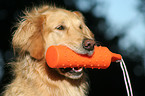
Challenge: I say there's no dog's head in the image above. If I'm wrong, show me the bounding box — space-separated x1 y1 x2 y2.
12 6 95 79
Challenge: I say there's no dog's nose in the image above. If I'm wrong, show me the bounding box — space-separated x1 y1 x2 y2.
82 39 95 51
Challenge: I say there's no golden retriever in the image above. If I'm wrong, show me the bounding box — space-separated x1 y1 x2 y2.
3 5 96 96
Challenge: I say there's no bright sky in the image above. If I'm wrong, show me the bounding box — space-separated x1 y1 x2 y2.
105 0 145 55
106 0 138 26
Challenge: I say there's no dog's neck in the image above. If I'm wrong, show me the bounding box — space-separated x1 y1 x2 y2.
5 55 89 96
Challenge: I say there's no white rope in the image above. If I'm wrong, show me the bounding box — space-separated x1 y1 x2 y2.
117 58 133 96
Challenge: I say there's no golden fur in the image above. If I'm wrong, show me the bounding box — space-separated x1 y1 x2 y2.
3 5 95 96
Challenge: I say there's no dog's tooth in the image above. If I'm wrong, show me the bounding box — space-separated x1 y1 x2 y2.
73 67 83 72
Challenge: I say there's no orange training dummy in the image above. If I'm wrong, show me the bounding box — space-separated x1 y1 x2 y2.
46 45 134 96
45 45 122 69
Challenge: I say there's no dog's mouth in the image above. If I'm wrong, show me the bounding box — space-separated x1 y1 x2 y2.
57 67 84 79
55 46 88 79
55 41 95 79
56 46 94 79
55 49 93 79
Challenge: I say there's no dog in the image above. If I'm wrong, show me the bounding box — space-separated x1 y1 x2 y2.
3 5 96 96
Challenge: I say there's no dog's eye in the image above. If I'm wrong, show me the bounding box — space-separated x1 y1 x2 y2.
79 25 82 30
56 25 65 30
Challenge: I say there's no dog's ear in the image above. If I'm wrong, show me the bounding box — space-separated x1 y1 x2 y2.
73 11 84 20
12 14 45 60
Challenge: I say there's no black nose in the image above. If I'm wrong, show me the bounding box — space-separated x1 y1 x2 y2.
82 39 96 51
